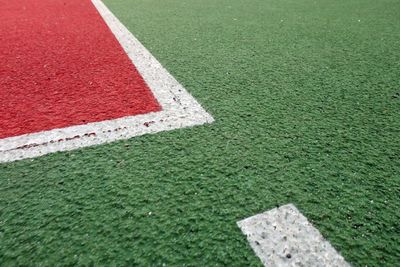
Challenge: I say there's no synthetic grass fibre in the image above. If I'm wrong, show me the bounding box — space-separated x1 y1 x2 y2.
1 0 399 266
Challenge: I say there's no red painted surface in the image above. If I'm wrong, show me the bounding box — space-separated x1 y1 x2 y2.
0 0 161 139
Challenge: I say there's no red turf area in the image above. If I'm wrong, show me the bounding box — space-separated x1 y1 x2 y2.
0 0 161 139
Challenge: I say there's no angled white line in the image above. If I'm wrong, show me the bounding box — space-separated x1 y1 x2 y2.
0 0 213 163
237 204 351 267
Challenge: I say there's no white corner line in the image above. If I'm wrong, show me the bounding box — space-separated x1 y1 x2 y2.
0 0 213 163
237 204 351 267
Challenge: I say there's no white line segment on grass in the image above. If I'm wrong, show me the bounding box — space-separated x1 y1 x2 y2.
0 0 213 163
237 204 351 267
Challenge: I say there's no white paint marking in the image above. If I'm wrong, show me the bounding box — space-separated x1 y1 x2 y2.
237 204 351 267
0 0 213 163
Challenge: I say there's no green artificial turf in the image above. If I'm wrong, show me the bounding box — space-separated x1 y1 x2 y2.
1 0 400 265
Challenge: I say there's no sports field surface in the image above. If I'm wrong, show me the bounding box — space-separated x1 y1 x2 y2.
1 0 399 266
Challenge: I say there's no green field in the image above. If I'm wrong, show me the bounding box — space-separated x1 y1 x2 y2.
1 0 399 265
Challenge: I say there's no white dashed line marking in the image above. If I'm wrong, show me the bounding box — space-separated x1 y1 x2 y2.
237 204 350 267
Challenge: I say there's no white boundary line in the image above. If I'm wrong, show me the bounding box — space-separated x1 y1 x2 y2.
237 204 351 267
0 0 213 163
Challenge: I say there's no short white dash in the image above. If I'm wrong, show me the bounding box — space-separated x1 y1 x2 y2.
237 204 350 267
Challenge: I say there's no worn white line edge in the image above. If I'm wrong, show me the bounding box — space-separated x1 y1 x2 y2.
0 0 214 163
237 204 351 267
